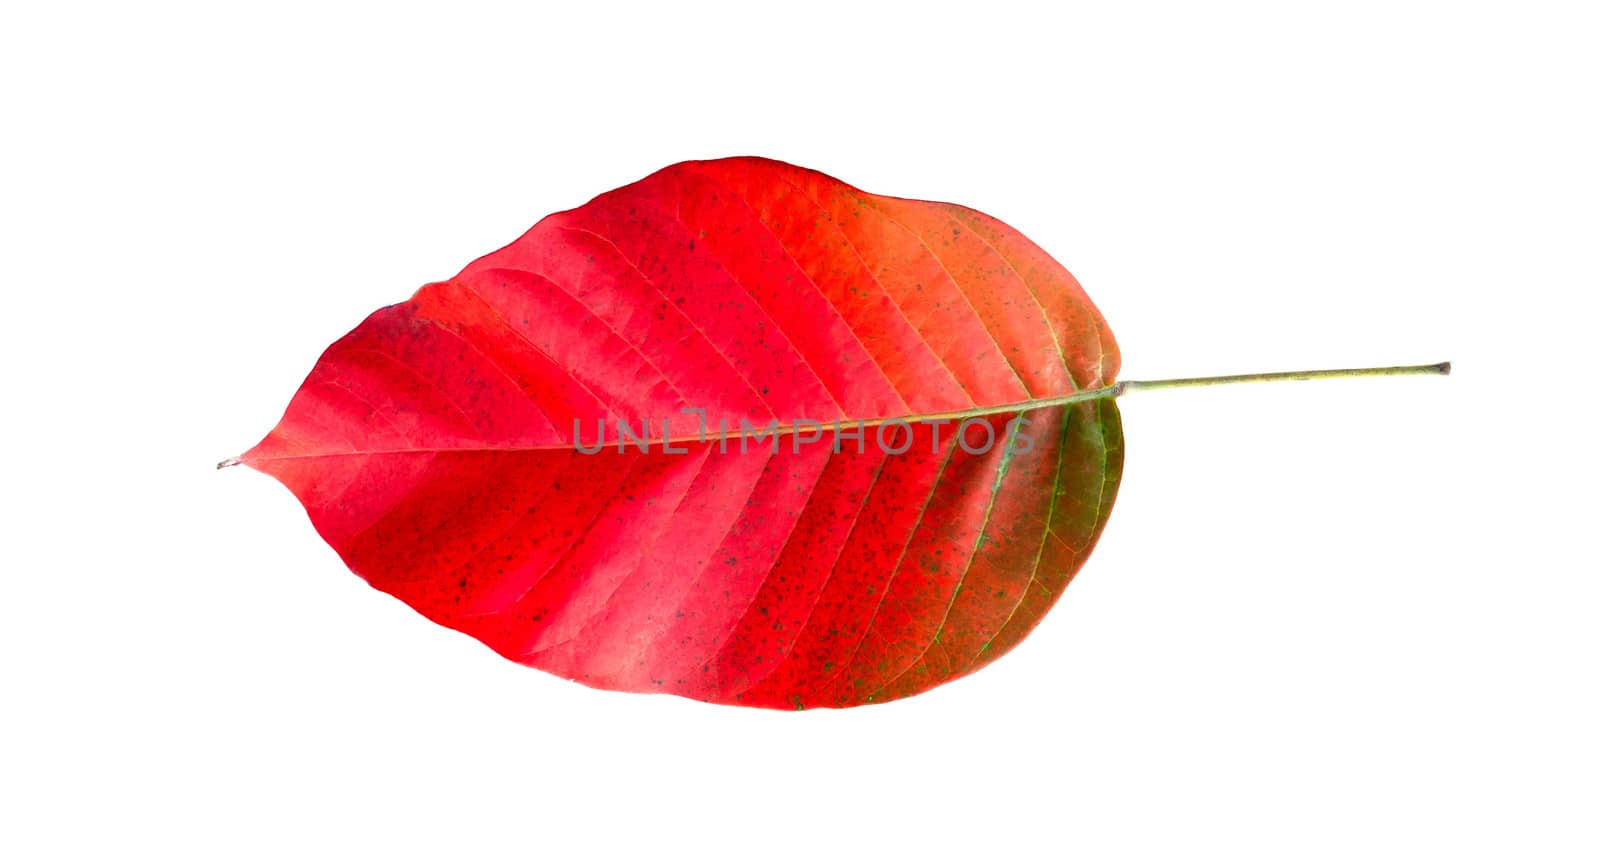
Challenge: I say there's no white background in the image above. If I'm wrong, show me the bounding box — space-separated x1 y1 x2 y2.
4 2 1596 860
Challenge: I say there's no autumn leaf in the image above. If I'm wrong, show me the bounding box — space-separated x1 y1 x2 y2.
226 156 1444 709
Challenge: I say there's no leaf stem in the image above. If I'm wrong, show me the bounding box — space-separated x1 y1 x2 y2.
1113 360 1450 397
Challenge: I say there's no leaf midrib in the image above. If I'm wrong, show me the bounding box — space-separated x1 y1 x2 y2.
239 387 1120 462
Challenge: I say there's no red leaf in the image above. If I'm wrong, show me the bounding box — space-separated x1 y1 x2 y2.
237 157 1123 708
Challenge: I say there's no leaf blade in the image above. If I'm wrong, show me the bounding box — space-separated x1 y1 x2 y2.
241 157 1123 708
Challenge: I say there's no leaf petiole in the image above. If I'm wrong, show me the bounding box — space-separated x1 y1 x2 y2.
1110 360 1451 397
